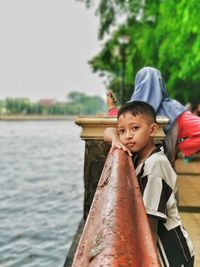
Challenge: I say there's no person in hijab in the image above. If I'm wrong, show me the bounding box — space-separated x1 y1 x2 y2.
104 67 200 165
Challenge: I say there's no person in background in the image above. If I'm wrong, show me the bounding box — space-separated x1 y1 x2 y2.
185 102 193 112
193 103 200 117
104 101 194 267
130 67 200 165
106 90 119 116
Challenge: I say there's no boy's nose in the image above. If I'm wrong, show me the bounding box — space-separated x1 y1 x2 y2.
125 131 132 139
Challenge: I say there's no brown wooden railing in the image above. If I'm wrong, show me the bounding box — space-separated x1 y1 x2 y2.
72 149 160 267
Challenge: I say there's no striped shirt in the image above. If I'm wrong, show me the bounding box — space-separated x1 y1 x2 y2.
134 146 194 267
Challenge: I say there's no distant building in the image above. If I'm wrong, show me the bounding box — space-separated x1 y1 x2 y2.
38 99 57 106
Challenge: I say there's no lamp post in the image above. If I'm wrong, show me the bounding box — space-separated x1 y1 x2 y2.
118 35 130 104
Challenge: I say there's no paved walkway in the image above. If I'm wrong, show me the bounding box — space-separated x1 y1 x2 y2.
175 159 200 266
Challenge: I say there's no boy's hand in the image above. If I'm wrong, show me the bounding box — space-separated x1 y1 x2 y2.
110 137 132 157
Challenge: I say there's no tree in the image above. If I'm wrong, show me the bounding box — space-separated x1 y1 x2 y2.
5 97 31 114
77 0 200 105
66 91 106 115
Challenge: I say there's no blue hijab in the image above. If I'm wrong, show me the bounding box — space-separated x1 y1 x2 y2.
130 67 186 132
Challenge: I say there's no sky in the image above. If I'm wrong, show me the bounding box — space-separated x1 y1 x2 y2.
0 0 106 102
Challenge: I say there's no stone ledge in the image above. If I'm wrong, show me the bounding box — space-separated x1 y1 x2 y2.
75 116 169 140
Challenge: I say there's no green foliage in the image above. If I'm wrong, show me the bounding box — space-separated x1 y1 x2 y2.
67 91 106 114
5 98 31 114
79 0 200 105
2 92 106 116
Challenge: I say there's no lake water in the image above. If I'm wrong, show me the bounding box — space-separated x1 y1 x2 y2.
0 120 85 267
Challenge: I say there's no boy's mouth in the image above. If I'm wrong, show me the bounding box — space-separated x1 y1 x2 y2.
126 142 135 149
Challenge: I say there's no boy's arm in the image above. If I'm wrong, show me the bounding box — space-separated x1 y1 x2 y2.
103 127 132 156
103 127 118 143
148 216 158 246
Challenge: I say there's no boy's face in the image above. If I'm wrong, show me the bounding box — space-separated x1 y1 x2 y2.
117 111 157 153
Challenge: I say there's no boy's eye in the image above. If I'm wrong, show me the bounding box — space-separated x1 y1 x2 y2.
118 129 124 134
132 126 139 131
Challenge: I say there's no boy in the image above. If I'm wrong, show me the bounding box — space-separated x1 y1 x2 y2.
104 101 194 267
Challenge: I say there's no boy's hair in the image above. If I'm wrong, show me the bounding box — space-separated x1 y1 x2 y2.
117 101 156 123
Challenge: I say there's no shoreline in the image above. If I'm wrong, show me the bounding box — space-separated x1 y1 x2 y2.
0 114 76 121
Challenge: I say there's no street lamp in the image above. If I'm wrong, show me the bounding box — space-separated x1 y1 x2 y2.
118 35 130 104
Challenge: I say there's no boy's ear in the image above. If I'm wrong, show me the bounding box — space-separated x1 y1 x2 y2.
150 123 158 136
